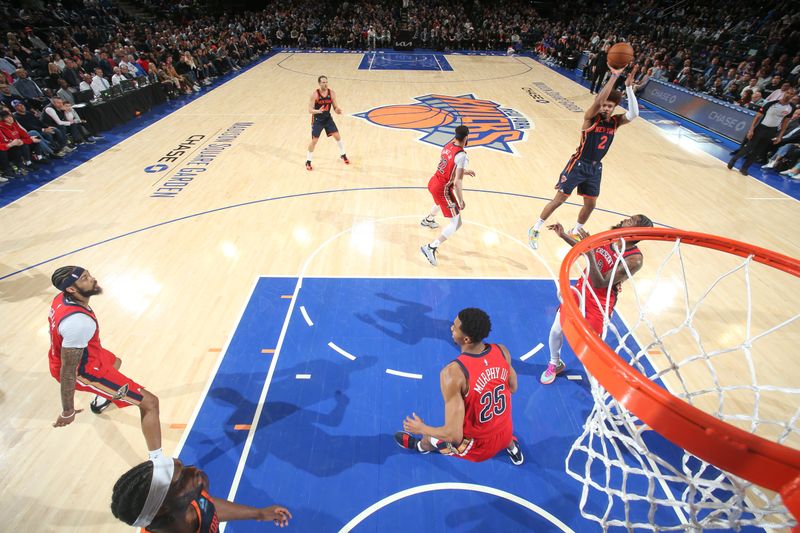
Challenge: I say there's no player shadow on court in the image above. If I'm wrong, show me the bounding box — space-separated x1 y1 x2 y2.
196 357 400 476
0 265 63 304
355 292 454 346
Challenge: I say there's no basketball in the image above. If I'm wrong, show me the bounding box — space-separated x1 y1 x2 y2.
607 42 634 69
367 105 455 129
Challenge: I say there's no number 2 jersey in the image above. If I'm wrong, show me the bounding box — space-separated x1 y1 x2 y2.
453 344 513 439
571 113 620 163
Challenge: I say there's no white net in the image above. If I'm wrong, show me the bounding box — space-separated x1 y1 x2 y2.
563 233 800 531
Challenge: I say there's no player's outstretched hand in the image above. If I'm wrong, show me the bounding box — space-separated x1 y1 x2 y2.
625 65 639 86
403 412 426 434
464 170 476 177
608 65 624 77
547 222 567 238
53 409 82 427
257 506 292 527
335 107 342 115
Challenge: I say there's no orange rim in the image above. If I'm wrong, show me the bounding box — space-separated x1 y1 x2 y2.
559 227 800 514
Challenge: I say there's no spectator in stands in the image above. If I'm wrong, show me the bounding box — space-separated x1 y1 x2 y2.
90 68 110 97
762 75 784 97
762 108 800 171
78 73 93 95
766 82 794 103
111 67 126 86
56 79 75 105
0 82 21 108
0 109 37 170
12 68 47 107
43 97 90 146
748 90 766 110
12 99 69 156
61 58 82 89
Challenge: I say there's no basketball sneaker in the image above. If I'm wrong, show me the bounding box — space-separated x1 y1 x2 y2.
341 154 350 165
567 229 585 242
90 395 112 414
506 437 524 465
540 360 566 385
420 216 439 229
528 227 539 250
305 160 312 171
394 431 430 454
420 244 438 266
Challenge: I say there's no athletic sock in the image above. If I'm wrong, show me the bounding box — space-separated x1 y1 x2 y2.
148 448 163 460
306 151 313 161
533 218 545 231
337 140 346 155
430 239 441 248
573 222 584 233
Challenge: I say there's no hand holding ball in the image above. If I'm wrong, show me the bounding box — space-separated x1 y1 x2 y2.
607 42 634 70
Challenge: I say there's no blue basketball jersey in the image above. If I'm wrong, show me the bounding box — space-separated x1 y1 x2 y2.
572 114 620 162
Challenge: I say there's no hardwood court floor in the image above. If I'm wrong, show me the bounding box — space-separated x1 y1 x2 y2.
0 52 798 531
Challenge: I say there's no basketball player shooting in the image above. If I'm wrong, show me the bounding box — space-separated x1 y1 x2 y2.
306 75 348 170
528 65 640 250
540 214 652 384
394 308 524 465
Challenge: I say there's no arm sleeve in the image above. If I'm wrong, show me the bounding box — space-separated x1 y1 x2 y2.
625 85 639 121
58 313 97 348
454 151 468 169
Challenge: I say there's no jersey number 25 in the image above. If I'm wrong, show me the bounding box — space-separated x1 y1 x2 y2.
479 384 507 423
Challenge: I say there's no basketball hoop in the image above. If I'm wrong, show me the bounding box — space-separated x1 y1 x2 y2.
558 227 800 530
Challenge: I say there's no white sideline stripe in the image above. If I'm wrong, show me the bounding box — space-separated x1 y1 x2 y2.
566 375 582 381
224 275 302 513
328 341 357 361
520 343 544 361
299 305 313 326
295 374 311 380
339 482 574 533
746 197 793 200
432 54 444 72
385 369 423 379
173 277 260 457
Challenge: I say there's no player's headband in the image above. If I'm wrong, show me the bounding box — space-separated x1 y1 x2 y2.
132 455 175 528
56 267 85 291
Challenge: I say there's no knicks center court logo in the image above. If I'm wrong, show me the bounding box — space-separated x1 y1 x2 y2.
355 94 531 154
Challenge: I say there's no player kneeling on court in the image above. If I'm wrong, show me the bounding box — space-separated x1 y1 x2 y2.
394 308 523 465
541 214 652 385
111 456 292 531
49 266 163 459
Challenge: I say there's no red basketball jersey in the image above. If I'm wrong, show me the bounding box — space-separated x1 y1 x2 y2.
48 293 114 379
454 344 513 439
431 140 465 187
575 243 641 312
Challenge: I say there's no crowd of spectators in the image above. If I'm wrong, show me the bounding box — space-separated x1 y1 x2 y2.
0 0 272 182
1 0 799 182
532 0 799 176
